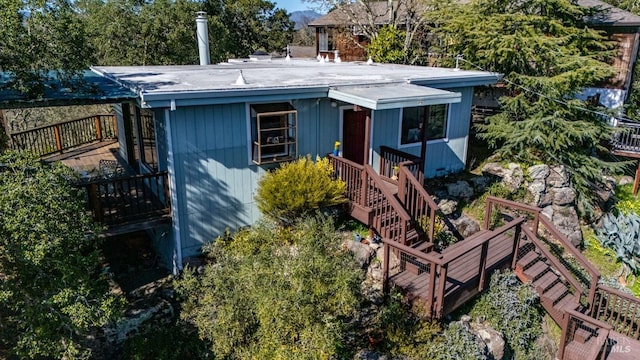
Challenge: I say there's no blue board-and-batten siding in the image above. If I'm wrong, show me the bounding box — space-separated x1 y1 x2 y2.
165 99 339 258
370 87 473 178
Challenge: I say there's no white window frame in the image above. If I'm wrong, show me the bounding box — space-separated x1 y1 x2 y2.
397 104 450 149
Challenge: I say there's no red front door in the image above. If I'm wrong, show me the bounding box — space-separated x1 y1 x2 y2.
342 108 368 165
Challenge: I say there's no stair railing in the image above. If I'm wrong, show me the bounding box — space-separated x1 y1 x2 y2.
379 145 423 182
591 284 640 340
485 196 601 308
397 162 439 243
559 309 611 360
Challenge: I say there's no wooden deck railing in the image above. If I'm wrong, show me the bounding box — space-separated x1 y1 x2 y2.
329 155 415 246
383 218 525 318
379 146 424 182
612 120 640 154
590 285 640 340
559 309 611 360
10 114 117 158
77 171 170 225
485 196 601 307
398 163 438 242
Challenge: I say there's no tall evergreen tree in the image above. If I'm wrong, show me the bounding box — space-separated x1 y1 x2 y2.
435 0 625 214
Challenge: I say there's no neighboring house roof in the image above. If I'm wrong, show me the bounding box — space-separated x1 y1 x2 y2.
309 2 410 27
578 0 640 27
92 59 501 109
0 70 137 109
310 0 640 28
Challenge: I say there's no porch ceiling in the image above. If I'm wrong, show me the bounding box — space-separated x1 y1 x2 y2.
328 83 461 110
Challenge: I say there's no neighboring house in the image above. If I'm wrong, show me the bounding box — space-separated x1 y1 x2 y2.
311 0 640 109
90 59 499 272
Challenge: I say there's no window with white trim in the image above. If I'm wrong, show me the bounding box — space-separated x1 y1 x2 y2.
400 104 449 145
250 103 297 164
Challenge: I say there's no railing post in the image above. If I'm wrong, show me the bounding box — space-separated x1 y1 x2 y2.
533 210 540 235
478 241 489 291
484 199 492 230
54 125 63 153
428 208 435 243
95 115 103 142
557 312 572 360
435 264 448 319
111 115 118 138
361 169 368 208
427 262 437 317
88 183 103 223
511 224 522 270
397 167 406 202
382 242 390 294
588 277 599 312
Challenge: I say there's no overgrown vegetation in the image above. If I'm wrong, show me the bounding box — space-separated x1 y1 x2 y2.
0 151 124 358
596 211 640 278
122 320 212 360
174 215 364 359
255 156 346 224
469 271 544 360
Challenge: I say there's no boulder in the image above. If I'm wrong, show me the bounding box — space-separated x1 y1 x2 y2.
353 349 388 360
619 175 634 186
551 187 576 206
438 198 458 216
447 180 474 199
527 180 546 207
470 176 493 192
376 246 399 271
551 205 582 247
503 163 524 191
452 214 481 238
541 205 553 221
470 322 506 360
345 240 375 269
482 162 508 178
528 164 550 181
547 165 569 188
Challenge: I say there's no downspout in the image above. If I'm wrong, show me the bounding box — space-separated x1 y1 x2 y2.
164 108 183 274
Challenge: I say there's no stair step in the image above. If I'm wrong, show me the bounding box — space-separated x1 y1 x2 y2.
517 251 540 270
553 291 577 310
563 339 596 360
523 261 548 281
532 271 559 292
574 327 593 344
543 281 569 302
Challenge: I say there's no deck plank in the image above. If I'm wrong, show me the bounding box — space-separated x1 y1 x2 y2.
606 331 640 360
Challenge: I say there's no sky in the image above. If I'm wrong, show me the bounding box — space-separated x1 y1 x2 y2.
275 0 317 13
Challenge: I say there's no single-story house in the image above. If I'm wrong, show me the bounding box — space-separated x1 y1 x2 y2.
91 59 500 272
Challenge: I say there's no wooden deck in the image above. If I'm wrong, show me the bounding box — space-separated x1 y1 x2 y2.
46 140 126 175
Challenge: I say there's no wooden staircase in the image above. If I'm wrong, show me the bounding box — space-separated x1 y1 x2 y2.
330 150 640 359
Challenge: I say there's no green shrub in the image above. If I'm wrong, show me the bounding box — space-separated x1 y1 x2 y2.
122 320 212 360
615 184 640 215
255 156 346 224
174 215 363 359
470 270 543 360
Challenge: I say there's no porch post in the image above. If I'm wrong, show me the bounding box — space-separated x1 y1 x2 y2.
364 110 371 165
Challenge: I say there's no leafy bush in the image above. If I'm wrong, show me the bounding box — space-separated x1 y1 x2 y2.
174 215 363 359
470 270 543 360
122 320 212 360
615 184 640 215
367 25 407 64
596 212 640 277
0 151 124 358
255 156 346 224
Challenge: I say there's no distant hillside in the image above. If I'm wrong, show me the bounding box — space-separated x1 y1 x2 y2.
290 10 322 30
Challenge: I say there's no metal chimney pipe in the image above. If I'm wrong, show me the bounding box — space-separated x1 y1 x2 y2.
196 11 210 66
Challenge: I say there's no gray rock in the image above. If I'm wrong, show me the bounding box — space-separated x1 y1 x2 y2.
619 175 634 186
353 349 388 360
551 205 582 247
345 240 375 269
541 205 554 221
482 162 507 178
503 163 524 191
527 180 546 206
470 322 505 360
470 176 492 192
376 246 399 271
438 198 458 216
452 214 481 238
528 164 550 181
539 192 554 208
447 180 474 199
547 165 569 188
551 187 576 206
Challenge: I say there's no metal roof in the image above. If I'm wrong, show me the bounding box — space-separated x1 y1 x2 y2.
92 59 501 109
328 83 460 110
0 70 137 109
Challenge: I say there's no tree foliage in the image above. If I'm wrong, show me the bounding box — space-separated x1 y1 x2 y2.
434 0 625 214
367 25 409 64
0 0 93 97
255 156 346 224
175 216 363 359
0 151 123 358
